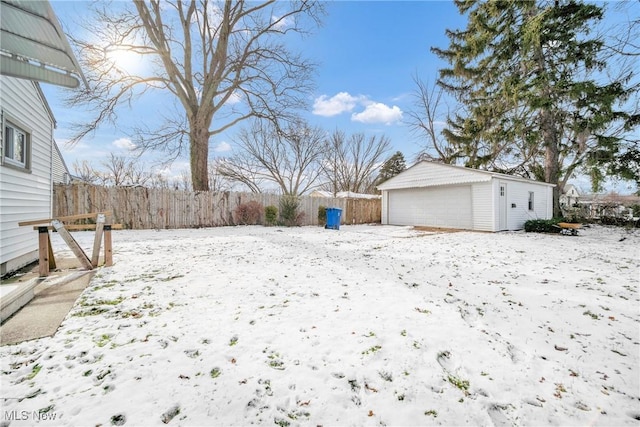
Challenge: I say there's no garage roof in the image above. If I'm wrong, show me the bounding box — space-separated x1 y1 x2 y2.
0 0 86 88
377 161 555 191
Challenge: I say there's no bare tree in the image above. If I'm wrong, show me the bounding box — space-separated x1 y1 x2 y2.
405 76 458 164
213 155 264 193
148 172 171 189
101 153 129 186
219 119 327 195
321 130 390 194
208 160 232 193
72 160 99 184
66 0 324 191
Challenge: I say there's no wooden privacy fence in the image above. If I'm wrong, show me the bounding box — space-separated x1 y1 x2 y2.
53 184 381 230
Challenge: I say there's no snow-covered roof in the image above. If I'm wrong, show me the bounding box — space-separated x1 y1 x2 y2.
309 190 381 199
377 161 555 191
336 191 381 199
309 190 334 198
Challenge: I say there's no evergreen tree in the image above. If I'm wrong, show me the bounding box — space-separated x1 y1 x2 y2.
433 0 637 215
376 151 407 185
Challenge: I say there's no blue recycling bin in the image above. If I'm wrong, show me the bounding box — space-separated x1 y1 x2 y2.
325 207 342 230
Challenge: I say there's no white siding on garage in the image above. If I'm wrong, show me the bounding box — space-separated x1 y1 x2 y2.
379 161 555 232
492 179 554 231
471 182 494 231
378 161 491 190
0 77 55 274
387 185 473 229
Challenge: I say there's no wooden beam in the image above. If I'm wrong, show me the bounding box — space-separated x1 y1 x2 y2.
38 227 50 277
47 233 56 270
19 211 112 227
91 214 105 267
32 224 123 231
52 220 93 270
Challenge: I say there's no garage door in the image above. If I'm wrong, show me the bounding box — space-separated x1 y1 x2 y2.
388 185 473 229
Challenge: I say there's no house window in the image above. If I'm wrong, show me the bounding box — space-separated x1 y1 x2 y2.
3 119 31 171
528 191 534 211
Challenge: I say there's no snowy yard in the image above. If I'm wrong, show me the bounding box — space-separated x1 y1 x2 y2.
1 224 638 426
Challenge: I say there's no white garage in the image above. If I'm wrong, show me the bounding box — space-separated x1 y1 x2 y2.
378 161 555 232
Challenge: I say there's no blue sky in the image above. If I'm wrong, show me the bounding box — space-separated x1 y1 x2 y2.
41 1 637 193
41 1 464 179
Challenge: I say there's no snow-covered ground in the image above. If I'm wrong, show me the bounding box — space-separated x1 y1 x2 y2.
1 224 638 426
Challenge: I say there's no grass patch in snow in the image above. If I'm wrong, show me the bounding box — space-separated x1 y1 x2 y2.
72 307 110 317
362 345 382 355
583 310 601 320
210 367 221 378
94 334 112 348
26 364 42 380
448 375 470 394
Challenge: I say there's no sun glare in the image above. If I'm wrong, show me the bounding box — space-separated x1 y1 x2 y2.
106 47 146 76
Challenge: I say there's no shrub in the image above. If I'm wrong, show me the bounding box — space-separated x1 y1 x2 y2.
265 205 278 226
600 216 640 228
279 195 305 226
318 205 327 226
524 218 562 233
233 201 264 225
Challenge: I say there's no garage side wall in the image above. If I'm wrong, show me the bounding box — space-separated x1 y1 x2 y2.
499 180 553 230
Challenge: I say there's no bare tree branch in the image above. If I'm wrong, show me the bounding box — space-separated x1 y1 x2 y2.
219 118 327 195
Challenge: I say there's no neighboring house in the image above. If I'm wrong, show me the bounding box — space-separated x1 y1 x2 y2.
309 190 334 198
309 190 381 199
377 161 554 231
560 184 580 210
577 193 640 219
1 0 85 275
335 191 381 200
52 138 71 184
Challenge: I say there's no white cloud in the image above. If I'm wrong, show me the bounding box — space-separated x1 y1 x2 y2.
351 103 403 125
272 15 292 30
312 92 361 117
214 141 232 153
113 137 136 151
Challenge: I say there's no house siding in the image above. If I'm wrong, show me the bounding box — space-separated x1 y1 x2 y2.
0 77 55 274
52 141 69 183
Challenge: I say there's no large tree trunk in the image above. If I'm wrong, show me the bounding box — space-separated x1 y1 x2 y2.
190 116 211 191
541 108 561 217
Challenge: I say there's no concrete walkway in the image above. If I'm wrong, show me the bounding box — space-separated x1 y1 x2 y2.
1 264 94 346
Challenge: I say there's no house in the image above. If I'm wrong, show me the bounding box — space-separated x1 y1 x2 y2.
377 161 555 231
560 184 580 210
309 190 334 198
1 0 85 275
577 193 640 219
309 190 381 199
1 77 58 274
